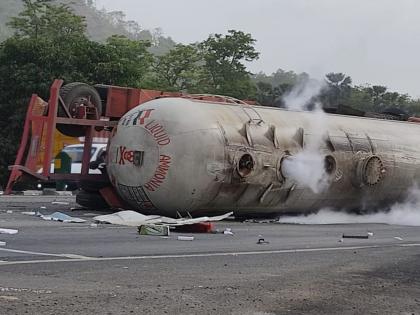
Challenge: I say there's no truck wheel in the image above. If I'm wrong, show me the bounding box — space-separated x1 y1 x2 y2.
76 190 109 210
57 82 102 137
78 180 110 193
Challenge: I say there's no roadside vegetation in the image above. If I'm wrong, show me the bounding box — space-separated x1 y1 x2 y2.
1 0 419 186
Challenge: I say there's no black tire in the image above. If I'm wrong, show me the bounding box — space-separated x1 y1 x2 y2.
57 82 102 137
78 180 110 193
76 190 109 210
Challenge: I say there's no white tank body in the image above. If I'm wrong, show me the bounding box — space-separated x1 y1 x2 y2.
107 97 420 217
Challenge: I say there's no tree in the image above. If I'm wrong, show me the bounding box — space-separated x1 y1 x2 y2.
199 30 260 99
322 72 352 107
7 0 86 41
149 44 201 91
94 35 153 87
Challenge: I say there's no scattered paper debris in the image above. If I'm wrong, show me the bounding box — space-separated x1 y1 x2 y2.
22 211 39 216
23 190 42 196
40 212 86 223
394 236 403 241
51 201 70 205
0 228 18 235
93 210 233 227
138 225 170 236
223 228 234 236
177 236 194 241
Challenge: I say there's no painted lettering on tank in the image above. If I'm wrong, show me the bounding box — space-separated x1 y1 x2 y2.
145 120 171 146
144 155 172 192
120 109 154 126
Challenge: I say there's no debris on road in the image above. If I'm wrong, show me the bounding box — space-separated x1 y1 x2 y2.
0 241 5 246
93 210 233 227
177 236 194 241
138 225 170 236
21 211 38 216
342 234 369 239
23 190 42 196
223 228 234 236
0 228 18 235
6 210 13 214
257 235 269 244
51 201 70 205
394 236 403 241
367 232 374 237
174 222 214 233
40 212 86 223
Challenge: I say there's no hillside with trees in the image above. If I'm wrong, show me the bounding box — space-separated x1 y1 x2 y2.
0 0 175 54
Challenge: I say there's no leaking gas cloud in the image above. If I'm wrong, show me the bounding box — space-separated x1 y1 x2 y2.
280 78 331 194
282 77 326 111
278 187 420 226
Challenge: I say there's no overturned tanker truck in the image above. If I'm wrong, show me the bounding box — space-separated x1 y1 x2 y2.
6 80 420 218
109 97 420 217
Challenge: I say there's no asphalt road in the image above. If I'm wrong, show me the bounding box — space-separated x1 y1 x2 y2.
0 195 419 315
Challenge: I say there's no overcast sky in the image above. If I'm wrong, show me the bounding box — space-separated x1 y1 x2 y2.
96 0 420 97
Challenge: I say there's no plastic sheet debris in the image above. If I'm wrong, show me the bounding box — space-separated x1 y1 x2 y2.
223 228 234 236
40 212 86 223
394 236 403 241
177 236 194 241
342 234 369 239
93 210 233 227
0 228 18 235
138 225 170 236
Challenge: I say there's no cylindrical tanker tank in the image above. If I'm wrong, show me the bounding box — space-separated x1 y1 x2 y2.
107 97 420 217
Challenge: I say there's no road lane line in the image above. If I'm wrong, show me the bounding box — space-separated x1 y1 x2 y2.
0 243 419 266
0 248 93 259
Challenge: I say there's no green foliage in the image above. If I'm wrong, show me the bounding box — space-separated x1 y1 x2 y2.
252 69 309 106
320 72 352 107
149 44 201 91
8 0 86 40
198 30 260 99
95 35 153 87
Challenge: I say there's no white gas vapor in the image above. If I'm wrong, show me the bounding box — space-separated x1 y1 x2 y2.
282 78 326 111
281 79 331 194
278 187 420 226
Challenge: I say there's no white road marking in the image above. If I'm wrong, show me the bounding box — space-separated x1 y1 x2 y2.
0 248 93 259
0 243 419 266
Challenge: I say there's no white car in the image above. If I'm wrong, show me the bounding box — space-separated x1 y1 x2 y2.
50 143 107 174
